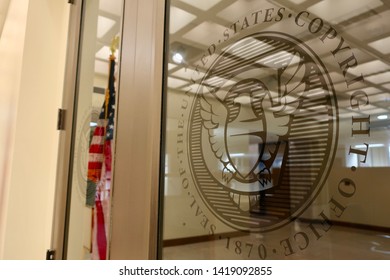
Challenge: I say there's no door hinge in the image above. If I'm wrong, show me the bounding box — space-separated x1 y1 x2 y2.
46 249 55 260
57 109 66 130
68 0 75 4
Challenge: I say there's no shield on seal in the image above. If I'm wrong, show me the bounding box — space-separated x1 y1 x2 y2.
225 90 266 182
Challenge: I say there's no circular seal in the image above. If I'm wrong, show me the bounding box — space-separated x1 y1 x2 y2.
73 108 101 201
188 32 338 232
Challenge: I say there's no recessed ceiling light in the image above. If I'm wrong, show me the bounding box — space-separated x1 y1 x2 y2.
172 52 184 64
377 115 388 120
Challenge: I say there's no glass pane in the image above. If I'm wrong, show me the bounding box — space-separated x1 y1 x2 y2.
161 0 390 259
65 0 123 260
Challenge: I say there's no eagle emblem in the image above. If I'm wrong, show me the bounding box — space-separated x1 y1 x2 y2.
199 52 306 191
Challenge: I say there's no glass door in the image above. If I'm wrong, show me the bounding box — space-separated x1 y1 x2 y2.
160 0 390 260
64 0 124 260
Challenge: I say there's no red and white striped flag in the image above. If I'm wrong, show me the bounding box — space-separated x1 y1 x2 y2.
86 54 116 260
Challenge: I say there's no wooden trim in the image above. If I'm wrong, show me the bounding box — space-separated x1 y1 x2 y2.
163 231 249 247
297 218 390 233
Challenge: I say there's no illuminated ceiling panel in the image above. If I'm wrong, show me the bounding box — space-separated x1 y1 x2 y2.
179 0 222 11
329 72 346 84
349 60 390 76
99 0 122 16
307 0 383 24
365 72 390 84
182 21 226 46
346 87 382 96
382 83 390 90
95 60 109 75
367 93 390 103
170 6 196 34
217 0 270 21
345 10 390 42
97 16 116 39
172 67 206 81
168 63 178 71
168 77 188 88
96 46 118 60
368 36 390 54
362 107 390 115
287 0 306 4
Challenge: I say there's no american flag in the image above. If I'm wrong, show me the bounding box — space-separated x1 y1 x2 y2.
86 54 116 260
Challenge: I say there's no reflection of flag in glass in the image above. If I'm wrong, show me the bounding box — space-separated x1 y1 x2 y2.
86 54 116 260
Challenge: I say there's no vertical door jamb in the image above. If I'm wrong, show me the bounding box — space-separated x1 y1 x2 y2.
50 0 83 260
109 0 165 259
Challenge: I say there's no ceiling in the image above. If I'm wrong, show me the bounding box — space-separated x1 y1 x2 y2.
94 0 122 79
165 0 390 124
3 0 389 123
